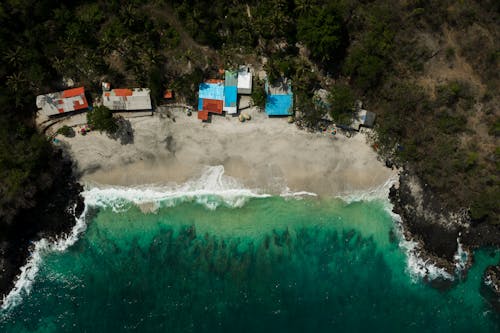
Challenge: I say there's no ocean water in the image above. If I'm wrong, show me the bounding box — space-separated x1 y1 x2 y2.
0 168 499 332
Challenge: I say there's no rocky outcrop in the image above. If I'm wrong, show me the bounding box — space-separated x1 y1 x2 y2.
481 265 500 312
391 168 500 289
390 170 467 278
0 148 83 302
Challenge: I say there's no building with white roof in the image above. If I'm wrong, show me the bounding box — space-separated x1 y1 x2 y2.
102 88 152 111
36 87 89 118
237 66 252 94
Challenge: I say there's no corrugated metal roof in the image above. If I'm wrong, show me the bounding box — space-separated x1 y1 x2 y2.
265 78 293 116
36 87 88 117
224 70 238 87
237 66 252 93
102 88 152 111
198 82 224 100
223 86 237 114
265 94 293 116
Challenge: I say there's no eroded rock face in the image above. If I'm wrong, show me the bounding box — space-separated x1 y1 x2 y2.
390 171 465 278
481 265 500 312
0 149 83 301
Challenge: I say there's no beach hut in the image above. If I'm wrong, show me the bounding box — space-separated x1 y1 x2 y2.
264 78 293 116
102 88 152 111
223 70 238 114
197 80 225 121
36 87 89 118
164 89 174 100
350 109 376 131
237 66 252 94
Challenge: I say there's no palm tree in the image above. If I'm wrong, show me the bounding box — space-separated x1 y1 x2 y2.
3 46 23 69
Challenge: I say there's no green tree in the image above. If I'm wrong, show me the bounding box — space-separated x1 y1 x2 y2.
297 6 347 66
87 105 118 134
251 79 267 110
328 84 355 124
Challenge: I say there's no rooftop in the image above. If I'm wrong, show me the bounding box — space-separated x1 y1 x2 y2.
36 86 89 117
102 88 152 111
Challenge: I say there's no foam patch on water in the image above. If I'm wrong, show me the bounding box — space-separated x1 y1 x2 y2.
398 237 455 282
1 204 88 312
337 175 398 204
383 201 457 282
82 166 272 211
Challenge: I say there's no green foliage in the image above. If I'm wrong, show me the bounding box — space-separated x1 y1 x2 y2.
436 81 472 107
251 79 266 110
328 84 355 124
343 6 396 90
470 188 500 223
489 118 500 137
297 6 347 66
437 112 467 134
87 106 118 134
56 125 75 138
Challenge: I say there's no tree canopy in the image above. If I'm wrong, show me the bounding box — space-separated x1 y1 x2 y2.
297 6 348 67
87 106 118 134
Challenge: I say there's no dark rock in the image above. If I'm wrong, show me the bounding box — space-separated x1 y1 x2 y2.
0 148 83 302
390 171 461 264
481 265 500 312
385 159 394 169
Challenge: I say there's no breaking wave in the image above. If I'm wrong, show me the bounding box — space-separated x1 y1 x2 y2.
336 175 398 204
1 204 88 312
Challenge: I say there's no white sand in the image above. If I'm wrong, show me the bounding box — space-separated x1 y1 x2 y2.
57 108 396 197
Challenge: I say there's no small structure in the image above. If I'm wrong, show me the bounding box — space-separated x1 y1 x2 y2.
237 66 252 94
197 80 225 121
36 87 89 118
102 88 152 111
163 89 174 99
265 78 293 116
223 70 238 114
351 109 376 130
313 89 331 110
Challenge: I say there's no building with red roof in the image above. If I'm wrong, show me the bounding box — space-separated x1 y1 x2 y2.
36 87 89 117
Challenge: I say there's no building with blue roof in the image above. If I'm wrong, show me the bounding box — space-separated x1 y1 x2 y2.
223 71 238 114
265 79 293 116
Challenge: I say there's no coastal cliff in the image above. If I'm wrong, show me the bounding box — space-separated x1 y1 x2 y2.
0 149 83 301
390 169 500 283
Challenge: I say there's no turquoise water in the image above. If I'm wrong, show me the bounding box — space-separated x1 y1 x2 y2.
1 196 498 332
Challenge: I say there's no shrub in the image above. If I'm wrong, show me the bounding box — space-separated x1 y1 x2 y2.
328 84 355 124
56 125 75 137
87 105 118 134
251 79 266 110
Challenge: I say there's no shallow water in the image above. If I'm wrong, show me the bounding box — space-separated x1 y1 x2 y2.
1 196 498 332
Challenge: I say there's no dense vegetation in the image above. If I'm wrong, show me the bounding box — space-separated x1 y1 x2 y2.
0 0 498 230
87 106 118 134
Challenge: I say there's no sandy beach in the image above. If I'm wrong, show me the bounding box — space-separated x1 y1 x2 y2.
55 107 396 197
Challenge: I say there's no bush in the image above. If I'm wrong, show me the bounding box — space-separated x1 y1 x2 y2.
251 79 266 110
87 105 118 134
328 84 355 124
56 125 75 137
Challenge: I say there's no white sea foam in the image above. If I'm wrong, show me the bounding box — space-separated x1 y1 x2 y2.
383 197 457 282
82 166 272 211
454 236 469 275
337 175 398 204
1 204 88 312
398 236 454 282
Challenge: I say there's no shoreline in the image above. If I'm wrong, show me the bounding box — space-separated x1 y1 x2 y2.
55 107 397 198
